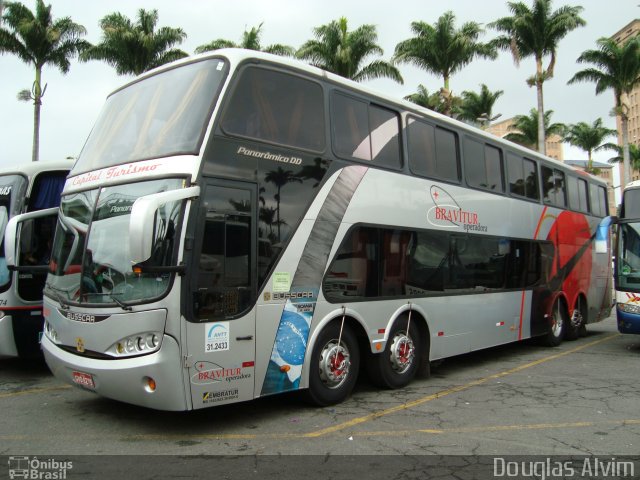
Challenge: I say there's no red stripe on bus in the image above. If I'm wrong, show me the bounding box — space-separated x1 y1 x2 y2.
0 306 42 311
533 206 548 240
518 290 526 341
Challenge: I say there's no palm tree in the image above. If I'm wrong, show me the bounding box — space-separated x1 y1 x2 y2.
393 11 496 116
458 84 504 128
504 108 565 150
81 9 188 76
264 167 302 241
564 119 617 173
490 0 585 155
605 143 640 172
297 17 402 84
568 36 640 187
0 0 89 162
195 22 294 56
404 84 460 116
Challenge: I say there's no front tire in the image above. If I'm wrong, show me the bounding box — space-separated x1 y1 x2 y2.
305 322 359 406
367 317 421 389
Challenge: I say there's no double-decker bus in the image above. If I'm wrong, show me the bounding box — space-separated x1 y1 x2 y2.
17 50 612 410
614 180 640 334
0 161 72 358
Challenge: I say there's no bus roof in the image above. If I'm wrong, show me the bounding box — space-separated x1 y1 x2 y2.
0 160 74 180
109 48 605 187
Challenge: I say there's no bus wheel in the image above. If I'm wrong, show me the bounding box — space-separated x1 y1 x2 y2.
566 299 586 341
305 322 359 406
543 299 567 347
367 318 421 389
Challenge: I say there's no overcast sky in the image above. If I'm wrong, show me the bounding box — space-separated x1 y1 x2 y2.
0 0 638 178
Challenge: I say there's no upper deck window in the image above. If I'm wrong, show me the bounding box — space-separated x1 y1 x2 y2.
407 118 459 182
464 138 504 192
507 154 539 201
221 66 325 152
332 93 401 169
73 59 227 175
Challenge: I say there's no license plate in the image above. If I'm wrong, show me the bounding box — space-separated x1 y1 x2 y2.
72 371 95 389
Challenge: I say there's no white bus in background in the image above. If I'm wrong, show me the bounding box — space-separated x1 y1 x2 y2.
614 180 640 334
7 50 613 410
0 161 72 358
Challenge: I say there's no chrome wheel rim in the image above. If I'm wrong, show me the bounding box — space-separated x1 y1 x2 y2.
389 331 415 374
318 340 350 389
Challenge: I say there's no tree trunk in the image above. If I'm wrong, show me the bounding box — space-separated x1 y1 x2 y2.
622 114 631 187
32 66 43 162
535 57 546 155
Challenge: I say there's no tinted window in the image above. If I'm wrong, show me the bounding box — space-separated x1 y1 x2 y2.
542 166 566 207
567 176 580 211
332 94 401 168
222 67 325 152
623 188 640 218
407 118 436 177
369 105 401 169
332 93 369 160
577 178 590 213
323 226 544 301
434 127 460 182
464 138 503 192
589 183 608 217
508 154 539 200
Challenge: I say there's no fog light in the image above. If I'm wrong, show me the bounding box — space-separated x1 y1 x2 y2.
144 376 157 393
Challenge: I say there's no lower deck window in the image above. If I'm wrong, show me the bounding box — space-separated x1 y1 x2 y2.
323 226 548 301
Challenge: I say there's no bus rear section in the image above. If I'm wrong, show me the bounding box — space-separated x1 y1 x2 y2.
0 161 71 358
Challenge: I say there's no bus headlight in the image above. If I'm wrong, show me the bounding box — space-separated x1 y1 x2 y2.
617 302 640 314
43 321 59 343
108 332 162 357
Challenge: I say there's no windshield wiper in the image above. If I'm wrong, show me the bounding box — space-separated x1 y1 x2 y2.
45 283 71 310
83 292 133 311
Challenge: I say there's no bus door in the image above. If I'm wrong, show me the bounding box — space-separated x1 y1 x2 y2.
185 180 257 409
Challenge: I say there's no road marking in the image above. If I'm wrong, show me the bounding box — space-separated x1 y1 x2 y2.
303 333 620 437
0 384 71 399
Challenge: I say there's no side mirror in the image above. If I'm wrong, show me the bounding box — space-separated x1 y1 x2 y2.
129 186 200 265
4 207 59 267
595 216 617 254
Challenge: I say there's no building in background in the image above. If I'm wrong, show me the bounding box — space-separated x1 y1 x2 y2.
612 19 640 184
486 117 564 161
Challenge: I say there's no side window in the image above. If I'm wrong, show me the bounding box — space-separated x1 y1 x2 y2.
324 226 379 300
589 183 608 217
542 166 566 207
577 178 590 213
599 186 609 216
407 118 436 177
434 127 460 182
28 171 68 211
332 93 370 160
407 118 459 182
221 67 325 152
567 176 580 211
508 154 539 200
369 105 401 169
449 236 507 290
193 186 253 321
464 138 504 192
331 93 401 168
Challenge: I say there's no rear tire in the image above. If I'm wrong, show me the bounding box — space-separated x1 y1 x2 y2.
366 318 421 389
566 298 586 341
542 298 567 347
304 323 359 406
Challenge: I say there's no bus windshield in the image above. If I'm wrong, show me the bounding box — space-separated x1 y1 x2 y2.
45 178 185 306
73 58 227 174
0 174 28 289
